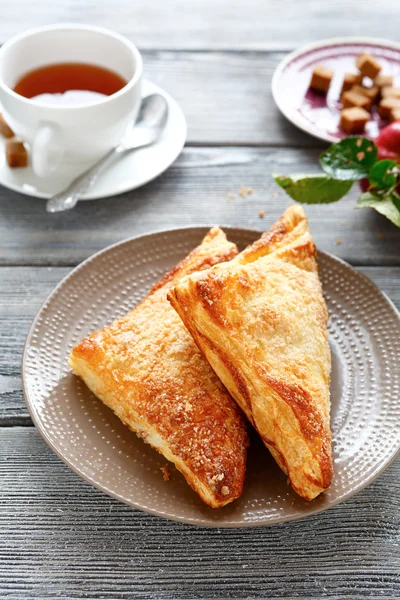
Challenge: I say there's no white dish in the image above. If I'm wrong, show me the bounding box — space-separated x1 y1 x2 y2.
0 79 186 200
272 37 400 143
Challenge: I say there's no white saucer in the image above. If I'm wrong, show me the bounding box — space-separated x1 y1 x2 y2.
0 79 187 200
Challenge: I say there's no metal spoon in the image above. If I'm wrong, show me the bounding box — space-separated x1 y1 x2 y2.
46 94 169 213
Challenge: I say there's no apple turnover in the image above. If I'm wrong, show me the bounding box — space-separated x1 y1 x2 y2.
69 228 248 508
168 206 333 500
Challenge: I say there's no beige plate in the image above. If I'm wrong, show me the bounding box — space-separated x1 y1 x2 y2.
22 227 400 527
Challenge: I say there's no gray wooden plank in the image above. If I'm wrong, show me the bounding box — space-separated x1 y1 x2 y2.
0 265 399 423
0 427 399 599
0 266 71 423
0 0 398 50
1 147 400 267
144 50 315 146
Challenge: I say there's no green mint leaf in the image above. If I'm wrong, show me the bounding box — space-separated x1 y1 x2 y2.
392 193 400 212
369 159 399 190
319 137 378 180
274 174 353 204
357 191 400 227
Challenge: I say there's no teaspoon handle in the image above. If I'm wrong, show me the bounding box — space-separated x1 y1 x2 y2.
46 147 121 213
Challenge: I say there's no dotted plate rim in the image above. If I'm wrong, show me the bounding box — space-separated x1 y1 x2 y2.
21 226 400 528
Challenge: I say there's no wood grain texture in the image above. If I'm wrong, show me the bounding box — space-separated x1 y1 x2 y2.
0 265 399 423
144 51 315 146
0 267 71 423
1 3 400 597
0 427 399 599
0 0 399 50
1 148 400 267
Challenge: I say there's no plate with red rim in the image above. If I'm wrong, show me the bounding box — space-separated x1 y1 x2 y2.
272 37 400 144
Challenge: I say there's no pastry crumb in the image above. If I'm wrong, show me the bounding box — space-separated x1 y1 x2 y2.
161 465 170 481
377 231 385 239
272 192 278 198
238 186 253 197
356 151 365 161
356 138 363 147
227 192 235 200
258 210 265 218
336 239 343 245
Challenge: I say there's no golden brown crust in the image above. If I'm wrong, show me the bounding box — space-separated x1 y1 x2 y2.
168 206 333 501
69 227 248 508
148 227 238 295
237 204 310 264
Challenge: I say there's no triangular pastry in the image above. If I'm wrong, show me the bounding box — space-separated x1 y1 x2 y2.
168 207 332 500
69 228 248 508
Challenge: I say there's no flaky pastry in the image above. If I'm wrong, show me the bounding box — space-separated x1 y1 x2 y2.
69 228 248 508
168 206 333 500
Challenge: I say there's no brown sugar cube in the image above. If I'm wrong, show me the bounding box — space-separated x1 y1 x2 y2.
375 74 393 89
340 107 370 134
381 86 400 99
341 72 363 93
355 53 382 79
351 84 380 102
5 139 28 168
0 113 14 138
378 97 400 119
309 65 333 93
389 108 400 123
341 90 372 111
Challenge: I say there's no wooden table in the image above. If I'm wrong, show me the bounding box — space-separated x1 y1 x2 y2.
1 2 399 598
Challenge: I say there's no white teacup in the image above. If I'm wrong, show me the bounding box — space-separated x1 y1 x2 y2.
0 24 142 177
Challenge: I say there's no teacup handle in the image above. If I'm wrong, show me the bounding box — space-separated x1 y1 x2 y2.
32 123 65 177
